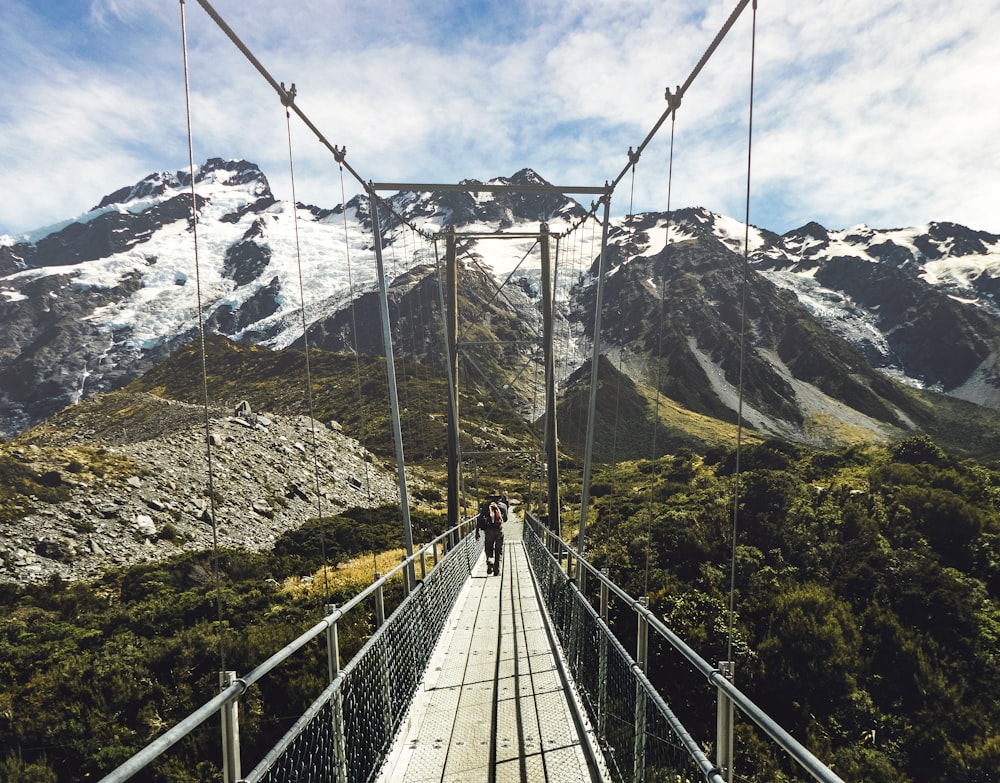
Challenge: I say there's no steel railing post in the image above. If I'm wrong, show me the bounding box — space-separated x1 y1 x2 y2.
369 572 394 752
402 554 412 594
219 671 241 783
633 597 649 783
325 604 340 683
598 570 609 736
717 660 735 782
324 604 349 783
332 685 349 783
374 573 385 628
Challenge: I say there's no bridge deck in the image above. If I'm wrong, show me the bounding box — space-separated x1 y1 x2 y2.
378 516 601 782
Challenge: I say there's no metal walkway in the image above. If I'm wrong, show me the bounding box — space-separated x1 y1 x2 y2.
379 516 603 782
98 512 845 783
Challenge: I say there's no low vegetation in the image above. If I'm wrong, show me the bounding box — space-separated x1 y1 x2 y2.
0 504 446 783
584 435 1000 782
4 327 999 782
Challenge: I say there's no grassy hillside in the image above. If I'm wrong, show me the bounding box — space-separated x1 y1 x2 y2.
125 334 535 463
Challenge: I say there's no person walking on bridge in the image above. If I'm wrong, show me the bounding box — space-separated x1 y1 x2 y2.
475 493 506 575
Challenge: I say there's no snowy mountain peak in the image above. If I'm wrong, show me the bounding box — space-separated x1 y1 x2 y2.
5 158 1000 448
507 168 548 187
92 158 272 214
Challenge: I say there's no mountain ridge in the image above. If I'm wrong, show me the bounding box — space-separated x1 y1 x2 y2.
3 158 1000 460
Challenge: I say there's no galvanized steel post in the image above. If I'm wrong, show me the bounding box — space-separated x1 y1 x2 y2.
325 604 340 682
367 188 416 591
598 570 610 736
325 604 348 783
445 228 461 536
219 670 241 783
717 660 735 782
633 597 649 783
332 686 349 783
577 194 612 592
374 573 385 628
539 222 560 538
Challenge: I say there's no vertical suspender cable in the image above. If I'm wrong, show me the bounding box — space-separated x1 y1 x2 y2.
179 0 226 671
576 195 611 564
651 108 678 474
337 164 378 572
624 162 658 597
398 228 422 457
368 188 416 587
610 169 635 476
727 0 758 668
642 104 679 598
338 165 373 498
434 236 462 530
283 98 331 604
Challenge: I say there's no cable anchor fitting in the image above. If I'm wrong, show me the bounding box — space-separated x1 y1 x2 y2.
280 81 297 108
628 146 640 166
333 145 347 164
665 86 681 111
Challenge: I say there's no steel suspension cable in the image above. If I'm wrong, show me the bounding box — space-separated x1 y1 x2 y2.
607 0 752 193
620 164 657 597
337 164 374 505
727 0 758 669
179 0 226 671
193 0 366 191
335 165 380 575
611 166 638 473
192 0 439 248
193 0 746 255
646 105 680 601
283 98 331 604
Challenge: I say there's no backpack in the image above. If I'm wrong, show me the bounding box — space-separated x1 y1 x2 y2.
480 501 503 528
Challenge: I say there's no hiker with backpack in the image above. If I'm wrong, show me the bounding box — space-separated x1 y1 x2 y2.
475 493 507 575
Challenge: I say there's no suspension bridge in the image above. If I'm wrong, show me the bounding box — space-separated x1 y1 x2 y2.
97 1 845 781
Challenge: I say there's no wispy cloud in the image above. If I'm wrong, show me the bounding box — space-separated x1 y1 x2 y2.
2 0 998 237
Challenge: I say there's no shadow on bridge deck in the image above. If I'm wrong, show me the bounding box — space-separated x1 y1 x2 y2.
378 515 604 783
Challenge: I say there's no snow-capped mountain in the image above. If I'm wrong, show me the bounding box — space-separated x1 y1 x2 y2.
3 158 1000 456
752 220 1000 406
585 205 1000 407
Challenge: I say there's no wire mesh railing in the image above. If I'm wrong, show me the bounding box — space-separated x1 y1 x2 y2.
523 512 844 783
253 530 485 783
524 515 723 783
98 518 482 783
99 509 846 783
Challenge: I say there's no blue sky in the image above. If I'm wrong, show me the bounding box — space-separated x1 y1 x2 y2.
2 0 999 238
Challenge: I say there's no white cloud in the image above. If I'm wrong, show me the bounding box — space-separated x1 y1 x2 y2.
2 0 999 238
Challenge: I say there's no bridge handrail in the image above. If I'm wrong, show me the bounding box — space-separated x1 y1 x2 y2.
559 549 725 783
98 516 478 783
526 513 845 783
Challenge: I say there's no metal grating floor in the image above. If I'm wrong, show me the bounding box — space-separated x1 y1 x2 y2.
377 516 603 783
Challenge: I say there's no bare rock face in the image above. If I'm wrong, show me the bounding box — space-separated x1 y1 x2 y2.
0 393 420 585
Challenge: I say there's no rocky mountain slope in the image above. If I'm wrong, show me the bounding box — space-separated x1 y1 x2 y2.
0 390 414 585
